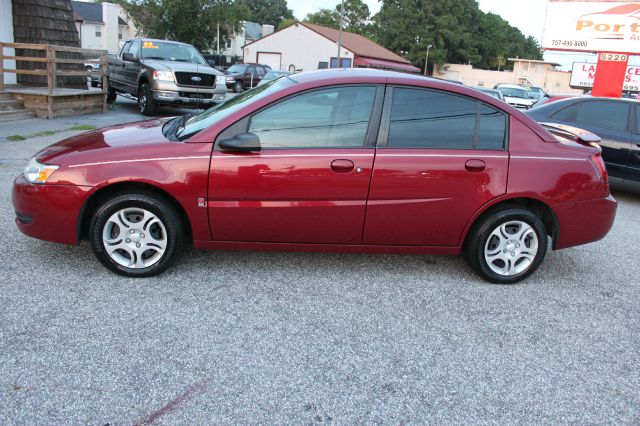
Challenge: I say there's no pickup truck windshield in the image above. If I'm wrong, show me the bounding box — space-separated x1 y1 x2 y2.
226 64 248 73
141 41 207 65
176 75 297 140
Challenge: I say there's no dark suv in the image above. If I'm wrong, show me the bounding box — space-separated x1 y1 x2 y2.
527 96 640 192
224 63 271 92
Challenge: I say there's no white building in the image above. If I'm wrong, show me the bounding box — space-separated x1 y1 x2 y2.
71 1 138 53
243 22 419 73
0 0 16 84
223 21 274 59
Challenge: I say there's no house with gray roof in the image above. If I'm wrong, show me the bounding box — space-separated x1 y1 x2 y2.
223 21 274 59
71 1 138 53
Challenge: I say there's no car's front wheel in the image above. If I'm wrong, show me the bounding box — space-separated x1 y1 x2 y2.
89 192 183 277
465 207 547 284
233 81 243 93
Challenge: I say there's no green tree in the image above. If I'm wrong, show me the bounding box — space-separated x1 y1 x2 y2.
305 0 371 35
114 0 248 51
374 0 542 73
278 18 298 31
236 0 294 28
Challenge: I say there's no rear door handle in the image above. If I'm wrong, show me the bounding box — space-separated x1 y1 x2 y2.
331 159 355 173
465 159 486 172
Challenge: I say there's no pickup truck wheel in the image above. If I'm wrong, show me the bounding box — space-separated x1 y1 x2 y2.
233 81 243 93
138 83 157 115
106 79 117 104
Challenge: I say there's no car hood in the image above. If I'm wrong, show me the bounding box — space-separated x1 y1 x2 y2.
141 59 222 75
504 96 534 106
36 118 172 164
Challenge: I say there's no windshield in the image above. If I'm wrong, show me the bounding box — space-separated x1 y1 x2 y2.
226 64 248 74
141 41 207 65
176 75 297 140
500 87 529 99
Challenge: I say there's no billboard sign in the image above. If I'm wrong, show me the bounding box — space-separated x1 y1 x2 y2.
543 1 640 53
571 59 640 91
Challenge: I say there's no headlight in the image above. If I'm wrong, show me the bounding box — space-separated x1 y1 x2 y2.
153 70 175 82
225 76 234 82
216 75 225 85
24 157 59 184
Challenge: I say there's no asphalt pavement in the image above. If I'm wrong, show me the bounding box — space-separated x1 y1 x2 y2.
0 105 638 424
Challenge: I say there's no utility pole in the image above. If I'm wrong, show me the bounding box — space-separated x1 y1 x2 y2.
424 44 433 76
336 0 344 68
216 22 220 54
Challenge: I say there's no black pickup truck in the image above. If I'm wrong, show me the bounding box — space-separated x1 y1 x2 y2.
107 38 227 115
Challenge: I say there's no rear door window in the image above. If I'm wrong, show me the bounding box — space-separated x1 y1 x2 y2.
386 88 506 150
553 101 630 132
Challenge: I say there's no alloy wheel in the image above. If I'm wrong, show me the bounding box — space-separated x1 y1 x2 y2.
102 207 167 269
483 220 539 276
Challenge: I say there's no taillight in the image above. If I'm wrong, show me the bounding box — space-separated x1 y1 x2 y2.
590 151 608 183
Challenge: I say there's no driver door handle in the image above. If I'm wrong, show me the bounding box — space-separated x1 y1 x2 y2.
331 159 355 173
465 159 486 172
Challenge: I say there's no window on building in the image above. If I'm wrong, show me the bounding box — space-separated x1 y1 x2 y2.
118 27 123 40
249 86 377 149
226 39 232 49
330 57 352 68
95 25 102 37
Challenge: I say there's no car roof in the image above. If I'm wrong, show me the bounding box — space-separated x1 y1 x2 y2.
473 86 499 92
542 95 638 107
496 84 526 89
134 38 193 46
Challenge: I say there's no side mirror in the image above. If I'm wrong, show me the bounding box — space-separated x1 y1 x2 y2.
122 52 136 62
206 59 216 68
219 132 261 152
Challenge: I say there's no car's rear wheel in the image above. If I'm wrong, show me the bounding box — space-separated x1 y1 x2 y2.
233 81 243 93
89 192 183 277
138 83 156 115
465 207 547 284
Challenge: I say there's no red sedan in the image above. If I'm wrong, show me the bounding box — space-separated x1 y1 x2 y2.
12 69 616 283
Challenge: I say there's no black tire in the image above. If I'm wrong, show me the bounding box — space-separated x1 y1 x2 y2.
106 78 117 104
233 81 243 93
465 206 548 284
138 83 157 115
89 192 184 278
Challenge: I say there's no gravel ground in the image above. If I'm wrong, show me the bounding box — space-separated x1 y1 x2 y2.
0 113 639 424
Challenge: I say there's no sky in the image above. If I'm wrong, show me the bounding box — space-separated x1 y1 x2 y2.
286 0 606 70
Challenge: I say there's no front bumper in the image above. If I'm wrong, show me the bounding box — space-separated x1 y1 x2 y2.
152 89 225 107
553 194 617 249
12 174 91 245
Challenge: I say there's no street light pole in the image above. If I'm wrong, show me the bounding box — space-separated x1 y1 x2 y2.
424 44 433 76
336 0 344 68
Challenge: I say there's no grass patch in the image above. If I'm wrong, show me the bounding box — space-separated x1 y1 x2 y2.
31 130 59 138
69 124 96 131
4 124 97 141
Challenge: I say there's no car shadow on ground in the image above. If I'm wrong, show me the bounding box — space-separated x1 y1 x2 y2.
110 95 210 118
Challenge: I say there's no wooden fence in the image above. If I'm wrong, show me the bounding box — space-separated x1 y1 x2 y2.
0 42 108 117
